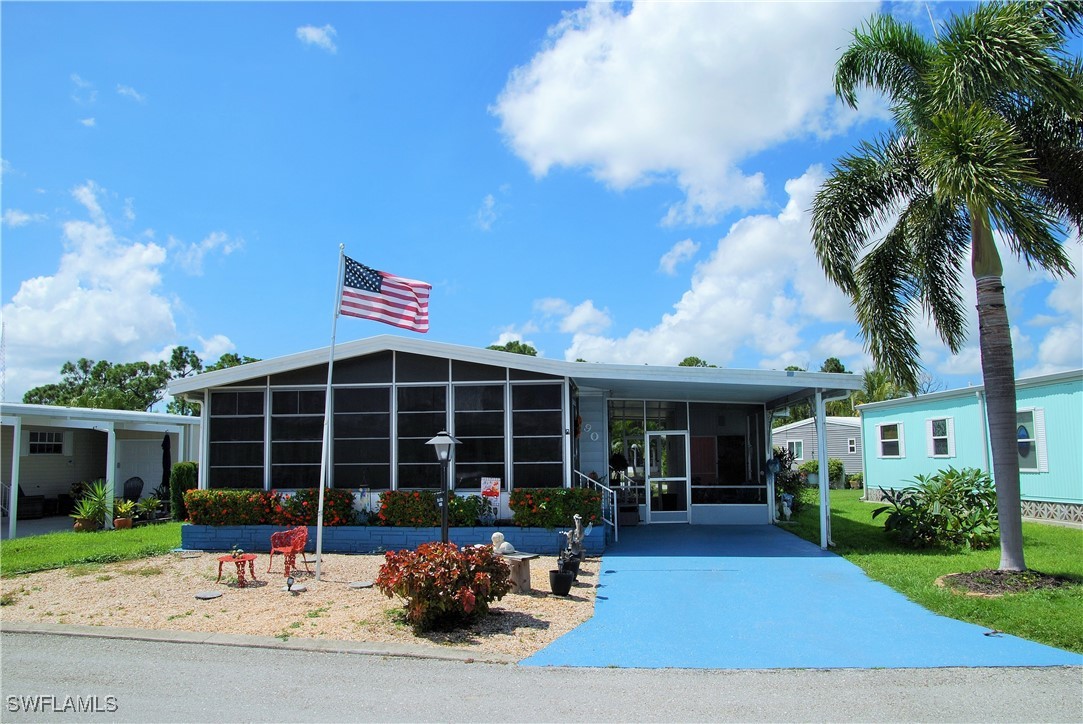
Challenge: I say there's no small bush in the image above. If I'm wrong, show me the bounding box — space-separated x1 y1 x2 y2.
185 490 275 526
449 494 496 526
508 487 602 529
872 466 998 549
847 473 864 489
772 447 805 514
184 488 357 526
376 542 512 631
797 458 845 487
376 490 440 527
170 462 198 521
273 489 356 526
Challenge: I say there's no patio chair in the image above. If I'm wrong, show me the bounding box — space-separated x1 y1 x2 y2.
3 485 45 519
123 476 144 503
267 526 312 577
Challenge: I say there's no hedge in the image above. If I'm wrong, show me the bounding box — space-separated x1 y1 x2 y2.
184 489 356 527
508 487 602 529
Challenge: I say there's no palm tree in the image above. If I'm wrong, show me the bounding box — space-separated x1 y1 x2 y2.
811 2 1082 571
850 367 906 407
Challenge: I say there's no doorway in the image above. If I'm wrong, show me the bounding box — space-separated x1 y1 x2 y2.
646 431 689 523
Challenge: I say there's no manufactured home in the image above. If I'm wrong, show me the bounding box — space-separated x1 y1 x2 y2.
769 416 863 482
858 370 1083 524
169 336 861 539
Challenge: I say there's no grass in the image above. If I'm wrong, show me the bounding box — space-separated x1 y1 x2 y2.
0 523 182 577
784 489 1083 654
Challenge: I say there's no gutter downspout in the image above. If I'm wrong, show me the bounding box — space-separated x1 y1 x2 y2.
976 389 990 474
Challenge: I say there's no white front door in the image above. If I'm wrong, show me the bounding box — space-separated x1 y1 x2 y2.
646 431 689 523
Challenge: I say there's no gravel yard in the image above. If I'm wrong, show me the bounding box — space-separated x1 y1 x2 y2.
0 552 597 659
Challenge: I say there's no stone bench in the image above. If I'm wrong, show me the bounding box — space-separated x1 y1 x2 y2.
499 552 539 594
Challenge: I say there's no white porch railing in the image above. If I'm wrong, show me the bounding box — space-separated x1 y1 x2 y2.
572 469 618 543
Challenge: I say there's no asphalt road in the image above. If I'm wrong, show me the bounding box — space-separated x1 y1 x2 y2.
2 632 1081 722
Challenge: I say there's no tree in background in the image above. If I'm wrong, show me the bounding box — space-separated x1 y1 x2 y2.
486 340 538 356
678 356 717 367
24 347 259 414
811 2 1082 570
851 367 908 407
24 358 171 411
205 352 260 372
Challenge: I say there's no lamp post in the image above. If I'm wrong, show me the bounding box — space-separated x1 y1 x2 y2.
426 430 460 544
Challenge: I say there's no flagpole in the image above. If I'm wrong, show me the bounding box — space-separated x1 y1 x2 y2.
315 244 346 582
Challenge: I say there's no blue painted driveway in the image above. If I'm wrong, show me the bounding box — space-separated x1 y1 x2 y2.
521 525 1083 669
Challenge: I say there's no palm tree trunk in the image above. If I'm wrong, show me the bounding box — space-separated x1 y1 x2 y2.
972 212 1026 571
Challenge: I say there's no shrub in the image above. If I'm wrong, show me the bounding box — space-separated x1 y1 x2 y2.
184 488 357 526
508 487 602 529
797 458 845 487
185 490 276 526
376 490 440 527
170 462 198 521
272 488 356 526
872 466 998 549
846 473 864 489
448 494 495 526
772 447 805 514
375 542 511 631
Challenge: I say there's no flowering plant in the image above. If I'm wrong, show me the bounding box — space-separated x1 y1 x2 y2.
375 542 511 631
508 487 601 529
376 490 440 527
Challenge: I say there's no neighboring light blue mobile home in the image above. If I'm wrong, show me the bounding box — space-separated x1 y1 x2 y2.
858 370 1082 524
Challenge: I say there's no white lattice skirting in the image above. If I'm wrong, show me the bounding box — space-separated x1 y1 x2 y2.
864 488 1083 524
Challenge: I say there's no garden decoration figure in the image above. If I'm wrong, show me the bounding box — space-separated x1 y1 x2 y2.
779 493 794 522
557 514 590 578
491 531 515 555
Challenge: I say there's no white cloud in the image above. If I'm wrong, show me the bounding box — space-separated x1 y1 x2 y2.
658 239 699 276
79 117 96 127
559 300 611 335
476 194 497 231
2 209 47 227
2 182 177 400
70 73 97 105
198 334 236 362
169 231 243 275
564 166 852 365
116 84 146 102
296 24 338 54
492 2 878 226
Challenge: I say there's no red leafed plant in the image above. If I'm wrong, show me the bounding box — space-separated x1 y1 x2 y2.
375 542 512 632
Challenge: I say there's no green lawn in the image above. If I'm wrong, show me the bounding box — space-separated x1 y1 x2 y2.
0 523 182 578
783 489 1083 654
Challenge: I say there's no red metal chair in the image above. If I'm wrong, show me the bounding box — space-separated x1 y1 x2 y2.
267 526 311 577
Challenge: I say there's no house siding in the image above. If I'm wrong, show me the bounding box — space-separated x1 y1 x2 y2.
860 371 1082 523
770 419 863 478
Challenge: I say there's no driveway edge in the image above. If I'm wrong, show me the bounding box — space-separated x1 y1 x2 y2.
0 621 518 665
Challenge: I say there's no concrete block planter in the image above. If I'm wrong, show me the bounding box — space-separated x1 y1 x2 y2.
181 523 606 556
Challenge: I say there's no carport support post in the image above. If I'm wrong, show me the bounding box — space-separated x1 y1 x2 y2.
814 391 831 549
7 415 22 539
104 424 116 530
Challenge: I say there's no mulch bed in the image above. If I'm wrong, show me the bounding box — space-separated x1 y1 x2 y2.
937 569 1077 597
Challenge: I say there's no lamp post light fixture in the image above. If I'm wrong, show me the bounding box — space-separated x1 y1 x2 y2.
426 430 461 544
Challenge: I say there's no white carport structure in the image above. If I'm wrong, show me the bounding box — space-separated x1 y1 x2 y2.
1 403 201 539
565 364 862 549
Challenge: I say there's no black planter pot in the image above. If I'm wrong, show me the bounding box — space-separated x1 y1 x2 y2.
549 569 574 596
560 558 581 579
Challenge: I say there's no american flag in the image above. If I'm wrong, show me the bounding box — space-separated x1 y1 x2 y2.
340 256 431 333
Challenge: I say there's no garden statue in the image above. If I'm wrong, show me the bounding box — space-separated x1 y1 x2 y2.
779 493 794 522
491 531 515 554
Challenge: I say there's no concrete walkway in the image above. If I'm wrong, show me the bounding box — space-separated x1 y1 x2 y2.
521 525 1083 669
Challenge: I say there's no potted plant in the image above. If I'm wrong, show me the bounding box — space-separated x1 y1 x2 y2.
136 495 161 523
549 566 574 596
113 499 136 530
69 479 109 531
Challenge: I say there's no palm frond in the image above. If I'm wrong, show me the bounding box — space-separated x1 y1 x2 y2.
835 14 934 111
904 197 972 353
811 133 923 292
852 227 922 393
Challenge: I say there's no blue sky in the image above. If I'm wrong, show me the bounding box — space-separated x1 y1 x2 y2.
2 1 1080 406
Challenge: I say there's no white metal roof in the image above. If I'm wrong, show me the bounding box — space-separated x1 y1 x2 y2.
770 416 861 435
855 368 1083 412
168 335 863 408
0 402 201 430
